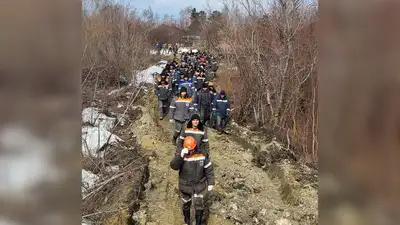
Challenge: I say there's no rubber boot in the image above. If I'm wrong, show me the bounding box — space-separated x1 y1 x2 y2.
183 209 190 225
195 210 203 225
172 136 177 146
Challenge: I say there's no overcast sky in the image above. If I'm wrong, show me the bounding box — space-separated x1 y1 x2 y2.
110 0 317 19
120 0 225 18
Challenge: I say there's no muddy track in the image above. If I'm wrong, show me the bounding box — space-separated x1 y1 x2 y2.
130 93 315 225
132 97 233 225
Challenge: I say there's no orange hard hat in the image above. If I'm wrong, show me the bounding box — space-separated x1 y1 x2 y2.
183 136 197 151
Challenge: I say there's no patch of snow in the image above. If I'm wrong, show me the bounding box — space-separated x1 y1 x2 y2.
116 114 128 126
108 87 125 96
150 49 175 55
81 126 122 159
178 47 190 53
108 111 129 126
153 61 168 69
160 49 173 55
82 107 116 131
133 60 168 86
105 165 120 173
82 169 99 195
134 66 160 85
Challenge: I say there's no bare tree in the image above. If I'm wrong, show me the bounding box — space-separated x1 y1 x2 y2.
179 6 193 29
204 0 318 163
82 0 153 104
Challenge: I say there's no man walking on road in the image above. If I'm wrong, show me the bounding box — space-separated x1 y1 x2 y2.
212 90 231 134
208 82 218 128
169 87 194 145
155 79 172 120
170 136 215 225
193 83 213 126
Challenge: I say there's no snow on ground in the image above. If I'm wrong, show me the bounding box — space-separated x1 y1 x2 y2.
150 47 194 55
178 47 189 53
160 49 173 55
81 126 122 159
105 165 120 173
81 107 124 205
81 107 124 159
82 107 116 131
81 106 126 225
133 60 168 86
149 49 174 56
82 169 100 196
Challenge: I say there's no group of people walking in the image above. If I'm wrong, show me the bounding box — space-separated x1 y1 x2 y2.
153 50 231 224
156 42 179 55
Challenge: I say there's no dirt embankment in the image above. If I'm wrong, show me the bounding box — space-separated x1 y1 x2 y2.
82 88 150 225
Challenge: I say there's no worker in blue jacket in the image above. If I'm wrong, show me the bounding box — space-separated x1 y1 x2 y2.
212 90 231 134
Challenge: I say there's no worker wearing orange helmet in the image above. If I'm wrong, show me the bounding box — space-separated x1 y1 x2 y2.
170 136 215 225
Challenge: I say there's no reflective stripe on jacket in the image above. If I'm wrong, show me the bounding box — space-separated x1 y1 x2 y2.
168 96 194 122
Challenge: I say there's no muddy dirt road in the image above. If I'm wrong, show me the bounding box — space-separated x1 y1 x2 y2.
131 95 317 225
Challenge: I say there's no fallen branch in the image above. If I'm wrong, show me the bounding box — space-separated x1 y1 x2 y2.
83 172 126 201
82 209 120 219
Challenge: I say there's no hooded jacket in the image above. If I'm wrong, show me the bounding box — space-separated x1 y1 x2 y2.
177 114 209 153
169 92 194 122
170 146 214 194
212 95 231 117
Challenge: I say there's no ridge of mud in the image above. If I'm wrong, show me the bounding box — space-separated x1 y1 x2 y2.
228 121 318 224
